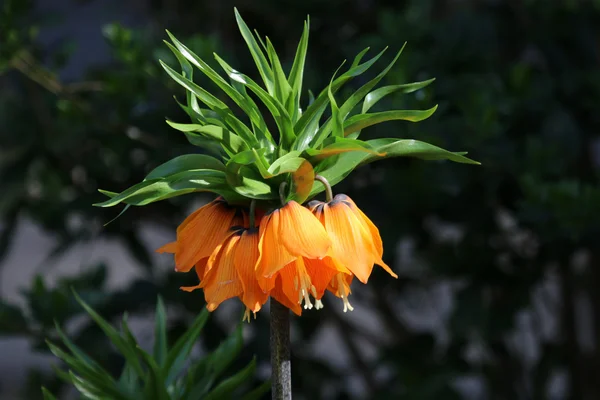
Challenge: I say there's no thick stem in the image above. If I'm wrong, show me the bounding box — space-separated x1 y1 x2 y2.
270 298 292 400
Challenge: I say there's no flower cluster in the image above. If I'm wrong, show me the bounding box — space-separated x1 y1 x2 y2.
158 192 397 320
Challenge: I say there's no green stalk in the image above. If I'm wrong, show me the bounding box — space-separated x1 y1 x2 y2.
270 298 292 399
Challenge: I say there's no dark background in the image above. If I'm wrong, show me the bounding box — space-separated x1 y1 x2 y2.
2 0 600 399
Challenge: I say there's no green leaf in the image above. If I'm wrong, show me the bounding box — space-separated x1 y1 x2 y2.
234 8 275 95
160 61 258 146
145 154 225 180
306 138 380 161
241 380 272 400
340 45 404 118
267 151 303 176
72 291 146 378
136 345 170 400
214 54 295 150
343 105 438 136
363 138 481 165
165 31 274 146
41 388 58 400
287 18 309 121
293 48 387 150
308 137 478 198
167 121 249 155
94 169 235 207
265 37 293 105
362 78 436 113
153 296 168 367
164 309 210 385
204 358 257 400
226 162 274 199
209 324 243 378
163 42 196 110
327 71 343 139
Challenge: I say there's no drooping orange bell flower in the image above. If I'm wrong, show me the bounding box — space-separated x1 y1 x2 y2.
156 197 241 273
309 194 398 284
256 200 331 277
161 202 269 320
255 200 347 311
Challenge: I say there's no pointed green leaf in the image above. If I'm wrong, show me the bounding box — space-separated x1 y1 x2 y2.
94 169 235 207
234 8 275 95
166 31 274 146
163 41 196 110
305 138 380 161
165 309 209 384
145 154 225 180
343 105 438 136
160 61 258 146
327 73 343 139
153 297 168 367
41 388 58 400
214 54 295 149
362 78 436 113
293 48 387 150
287 18 309 121
209 324 243 378
241 380 271 400
265 37 293 105
204 358 257 400
362 138 480 165
72 291 145 378
339 45 404 118
167 121 249 155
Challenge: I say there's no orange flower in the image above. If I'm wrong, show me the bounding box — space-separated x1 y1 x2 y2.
309 194 397 283
256 200 345 311
256 200 331 277
156 197 241 273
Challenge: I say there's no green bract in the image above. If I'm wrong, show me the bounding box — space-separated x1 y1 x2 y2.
95 9 479 210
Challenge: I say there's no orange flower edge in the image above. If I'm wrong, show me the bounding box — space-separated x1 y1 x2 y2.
309 194 397 284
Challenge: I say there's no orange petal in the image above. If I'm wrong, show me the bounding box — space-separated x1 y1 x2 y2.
344 197 384 257
277 258 318 310
180 258 208 292
156 241 177 254
323 201 378 283
257 211 296 278
304 257 339 300
234 229 268 312
175 200 237 272
271 275 302 316
279 201 331 259
201 234 243 311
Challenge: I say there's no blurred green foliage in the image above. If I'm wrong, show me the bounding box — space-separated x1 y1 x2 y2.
1 0 600 399
44 294 269 400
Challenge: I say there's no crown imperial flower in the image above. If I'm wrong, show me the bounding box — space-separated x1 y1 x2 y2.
95 9 478 319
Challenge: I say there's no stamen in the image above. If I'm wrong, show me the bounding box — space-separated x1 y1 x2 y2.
315 299 324 310
337 274 354 312
243 308 251 323
301 289 313 309
341 295 354 313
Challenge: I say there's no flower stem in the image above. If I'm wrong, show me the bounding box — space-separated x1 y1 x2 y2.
249 200 256 228
279 182 288 206
270 298 292 400
314 175 333 202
